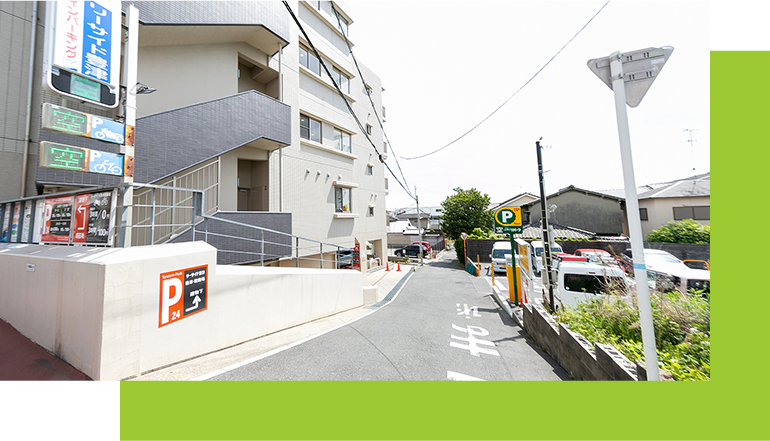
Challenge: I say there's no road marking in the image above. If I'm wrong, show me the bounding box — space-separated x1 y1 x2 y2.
450 324 499 357
456 303 480 319
447 370 486 381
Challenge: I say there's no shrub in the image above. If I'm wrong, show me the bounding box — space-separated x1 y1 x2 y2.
646 219 710 244
556 290 710 381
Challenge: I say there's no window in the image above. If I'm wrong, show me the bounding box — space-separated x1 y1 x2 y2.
368 206 375 217
335 13 349 35
564 274 625 295
365 164 373 175
300 114 321 143
334 128 351 153
639 207 648 221
673 206 710 221
299 45 320 76
331 67 350 94
335 187 351 213
366 124 372 135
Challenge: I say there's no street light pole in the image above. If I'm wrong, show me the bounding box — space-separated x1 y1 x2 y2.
416 186 424 266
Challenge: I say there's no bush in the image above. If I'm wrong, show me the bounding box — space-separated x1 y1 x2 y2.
646 219 710 244
556 290 710 381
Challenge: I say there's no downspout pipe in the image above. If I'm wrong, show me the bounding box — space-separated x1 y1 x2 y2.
21 1 39 197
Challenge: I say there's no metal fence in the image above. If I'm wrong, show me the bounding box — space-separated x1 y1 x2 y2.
0 181 354 269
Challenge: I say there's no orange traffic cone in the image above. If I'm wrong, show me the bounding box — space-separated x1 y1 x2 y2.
397 262 402 271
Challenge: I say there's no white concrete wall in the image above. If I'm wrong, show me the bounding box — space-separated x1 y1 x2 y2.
0 242 363 380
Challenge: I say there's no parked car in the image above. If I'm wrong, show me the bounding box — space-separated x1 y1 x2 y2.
683 260 710 270
546 260 629 310
395 244 429 258
574 248 626 271
530 240 564 277
626 249 710 293
489 241 512 273
337 249 353 269
411 241 432 252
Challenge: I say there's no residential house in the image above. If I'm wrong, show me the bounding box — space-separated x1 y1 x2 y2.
519 185 626 236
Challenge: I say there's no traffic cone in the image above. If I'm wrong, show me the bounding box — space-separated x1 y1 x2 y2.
397 262 401 271
386 261 389 271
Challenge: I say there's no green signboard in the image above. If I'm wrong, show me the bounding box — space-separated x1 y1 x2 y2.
494 206 522 234
39 142 124 176
42 104 89 136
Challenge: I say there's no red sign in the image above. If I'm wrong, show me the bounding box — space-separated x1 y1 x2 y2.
159 265 208 328
41 196 74 243
352 243 360 268
72 193 90 243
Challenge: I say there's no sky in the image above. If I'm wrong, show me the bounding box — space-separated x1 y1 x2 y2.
340 0 711 210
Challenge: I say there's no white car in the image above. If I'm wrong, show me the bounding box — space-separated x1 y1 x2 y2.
490 241 511 273
641 249 710 293
530 240 563 276
547 261 628 310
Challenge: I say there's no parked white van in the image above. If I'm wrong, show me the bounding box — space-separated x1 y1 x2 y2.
530 240 563 276
545 261 628 310
490 241 512 273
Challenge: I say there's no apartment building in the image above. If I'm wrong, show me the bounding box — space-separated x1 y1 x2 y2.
0 1 389 268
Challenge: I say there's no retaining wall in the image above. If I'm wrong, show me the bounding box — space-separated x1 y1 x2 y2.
522 299 640 381
0 242 363 380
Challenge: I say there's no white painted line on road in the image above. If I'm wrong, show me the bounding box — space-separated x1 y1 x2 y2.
191 270 417 381
447 370 485 381
484 277 513 318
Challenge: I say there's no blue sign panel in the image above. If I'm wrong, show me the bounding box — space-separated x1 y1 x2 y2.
82 1 114 84
88 149 124 176
90 116 125 144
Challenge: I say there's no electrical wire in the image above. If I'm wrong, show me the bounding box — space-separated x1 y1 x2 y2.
282 1 416 200
398 0 612 160
330 2 412 198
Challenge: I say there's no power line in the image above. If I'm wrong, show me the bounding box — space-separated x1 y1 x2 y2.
398 0 612 161
330 2 412 198
282 1 416 200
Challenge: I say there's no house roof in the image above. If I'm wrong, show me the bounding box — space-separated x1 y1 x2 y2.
599 172 710 199
638 179 710 199
512 219 628 241
490 192 539 211
519 185 623 208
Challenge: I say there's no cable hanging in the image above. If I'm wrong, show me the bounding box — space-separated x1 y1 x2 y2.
282 0 415 200
398 0 612 160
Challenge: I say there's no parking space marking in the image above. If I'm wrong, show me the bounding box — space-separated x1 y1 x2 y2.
450 324 500 357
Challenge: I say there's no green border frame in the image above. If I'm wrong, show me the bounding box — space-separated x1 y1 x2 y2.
0 51 756 440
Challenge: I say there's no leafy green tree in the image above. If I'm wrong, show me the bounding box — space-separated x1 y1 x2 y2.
646 219 710 244
440 187 494 241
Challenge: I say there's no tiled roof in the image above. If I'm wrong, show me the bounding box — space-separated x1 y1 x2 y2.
638 179 710 199
512 220 628 241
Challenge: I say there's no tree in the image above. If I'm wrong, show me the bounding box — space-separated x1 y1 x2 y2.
646 219 710 244
440 187 494 241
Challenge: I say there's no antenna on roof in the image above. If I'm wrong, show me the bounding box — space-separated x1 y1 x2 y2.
684 128 700 175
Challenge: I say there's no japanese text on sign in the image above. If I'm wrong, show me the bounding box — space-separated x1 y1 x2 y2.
159 265 209 328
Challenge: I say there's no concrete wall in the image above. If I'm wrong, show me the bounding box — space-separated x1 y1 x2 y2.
0 241 363 380
522 300 639 381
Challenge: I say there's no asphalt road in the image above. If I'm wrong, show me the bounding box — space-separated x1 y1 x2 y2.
209 251 569 381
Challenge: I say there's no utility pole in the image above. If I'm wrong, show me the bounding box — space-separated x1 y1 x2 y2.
416 186 424 266
118 5 138 247
536 139 555 313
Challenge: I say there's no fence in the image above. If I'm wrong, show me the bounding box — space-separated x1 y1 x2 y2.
386 233 445 255
0 182 354 269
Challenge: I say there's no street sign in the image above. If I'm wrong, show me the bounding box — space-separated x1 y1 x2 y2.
40 142 124 176
494 206 522 234
71 190 116 244
42 103 129 145
43 0 122 108
159 265 209 328
587 46 674 107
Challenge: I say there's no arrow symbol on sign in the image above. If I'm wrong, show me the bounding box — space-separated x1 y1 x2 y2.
77 205 87 230
186 295 202 312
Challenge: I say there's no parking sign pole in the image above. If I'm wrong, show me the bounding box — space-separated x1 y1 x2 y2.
610 52 660 381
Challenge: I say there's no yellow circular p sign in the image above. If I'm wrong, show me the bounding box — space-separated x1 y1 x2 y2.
494 207 522 233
